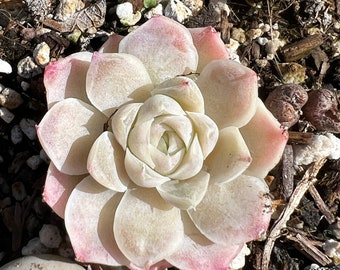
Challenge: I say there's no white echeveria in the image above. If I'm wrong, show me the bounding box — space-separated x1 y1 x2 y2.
37 15 288 270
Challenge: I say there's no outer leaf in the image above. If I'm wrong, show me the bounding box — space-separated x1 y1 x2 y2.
65 176 128 266
114 187 184 268
44 52 92 109
240 98 288 178
37 98 107 175
87 131 129 192
157 170 210 210
204 126 251 183
166 213 243 270
119 15 198 84
151 76 204 113
43 163 84 218
188 174 271 246
189 27 229 72
86 52 153 117
196 59 258 128
99 33 124 53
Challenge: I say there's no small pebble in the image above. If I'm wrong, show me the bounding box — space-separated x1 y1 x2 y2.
11 124 24 144
0 86 24 109
17 56 42 79
55 0 85 21
302 88 340 133
19 118 37 140
26 155 42 170
164 0 192 23
0 107 15 123
229 244 250 270
58 241 75 258
323 239 340 264
144 3 163 19
116 2 141 26
39 224 62 248
231 28 246 43
278 62 306 84
293 134 333 166
39 149 50 163
182 0 203 14
0 59 12 74
21 237 50 255
326 133 340 160
33 42 50 67
12 182 27 201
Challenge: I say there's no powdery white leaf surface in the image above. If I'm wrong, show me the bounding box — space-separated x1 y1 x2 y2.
87 131 129 192
111 103 142 150
196 59 258 129
124 148 170 187
86 52 153 117
167 213 243 270
0 255 85 270
204 126 251 184
151 76 204 113
65 176 129 266
157 170 210 210
168 135 204 180
99 33 124 53
118 15 198 84
37 98 107 175
240 98 288 178
44 52 92 109
188 174 271 247
114 187 184 268
189 27 229 72
43 163 84 218
187 112 218 158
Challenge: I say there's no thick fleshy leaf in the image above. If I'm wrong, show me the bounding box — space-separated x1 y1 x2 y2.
43 163 84 218
37 98 107 175
168 135 204 180
240 98 288 178
157 170 209 210
124 148 170 187
86 52 153 117
114 188 184 268
189 27 229 72
167 213 243 270
135 95 185 125
151 76 204 113
99 33 124 53
119 15 198 84
44 52 92 109
87 131 129 192
205 127 251 184
196 59 258 128
188 174 271 246
65 176 128 266
111 103 142 149
187 112 218 158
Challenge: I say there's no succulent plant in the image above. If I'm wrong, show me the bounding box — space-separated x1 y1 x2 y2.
37 15 288 270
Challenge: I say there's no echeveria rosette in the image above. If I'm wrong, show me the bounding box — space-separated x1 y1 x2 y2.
37 16 288 270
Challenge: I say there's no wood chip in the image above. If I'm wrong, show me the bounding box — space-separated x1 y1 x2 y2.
261 158 327 270
281 34 323 62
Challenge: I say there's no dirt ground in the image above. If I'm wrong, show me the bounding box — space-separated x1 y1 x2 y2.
0 0 340 269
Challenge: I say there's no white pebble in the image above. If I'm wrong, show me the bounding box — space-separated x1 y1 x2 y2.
19 118 37 140
327 133 340 160
0 59 12 74
144 3 163 19
294 134 332 165
21 237 50 255
17 56 42 79
229 244 250 270
26 155 42 170
164 0 192 23
11 124 24 144
0 107 15 123
39 224 62 248
33 42 50 67
116 2 133 19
